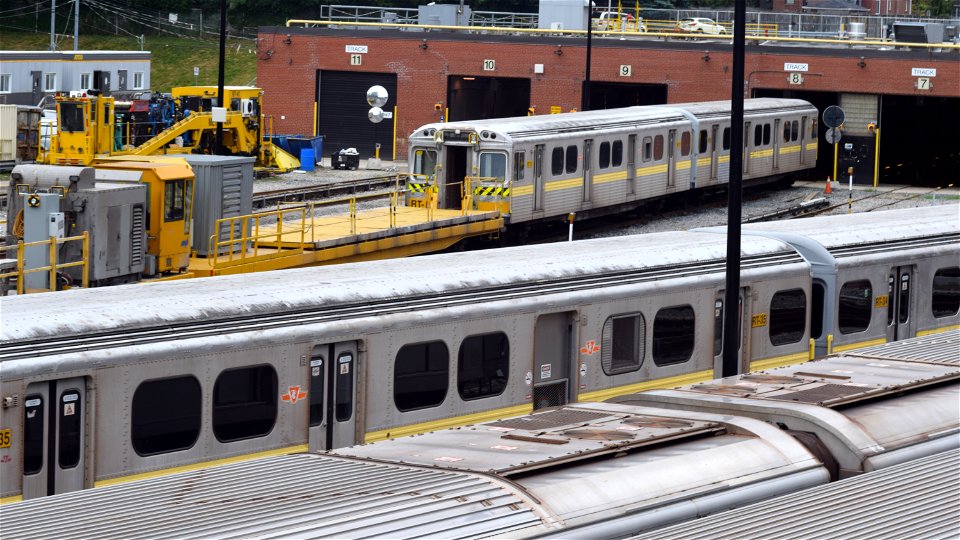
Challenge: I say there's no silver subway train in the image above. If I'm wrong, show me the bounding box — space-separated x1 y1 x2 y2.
406 98 819 223
0 205 957 502
2 332 957 538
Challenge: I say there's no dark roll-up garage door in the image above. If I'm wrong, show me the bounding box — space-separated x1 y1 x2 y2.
317 70 398 159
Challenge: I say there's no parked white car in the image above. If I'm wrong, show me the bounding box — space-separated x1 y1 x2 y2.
593 12 647 32
676 17 727 35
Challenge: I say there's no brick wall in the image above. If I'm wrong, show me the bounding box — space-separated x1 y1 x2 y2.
258 29 959 155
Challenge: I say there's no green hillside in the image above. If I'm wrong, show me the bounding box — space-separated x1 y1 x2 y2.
2 31 258 92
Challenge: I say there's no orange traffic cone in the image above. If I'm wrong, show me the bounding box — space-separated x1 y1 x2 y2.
825 176 832 194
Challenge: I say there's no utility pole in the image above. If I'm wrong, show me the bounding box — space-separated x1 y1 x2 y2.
50 0 56 51
582 5 592 111
215 0 227 155
722 0 747 377
73 0 79 50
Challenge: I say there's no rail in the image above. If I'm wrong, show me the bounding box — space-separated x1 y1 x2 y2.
0 232 90 295
206 181 412 271
285 18 960 50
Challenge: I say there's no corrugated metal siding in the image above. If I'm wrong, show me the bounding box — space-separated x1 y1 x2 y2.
0 104 17 161
631 449 960 540
846 329 960 365
0 454 544 539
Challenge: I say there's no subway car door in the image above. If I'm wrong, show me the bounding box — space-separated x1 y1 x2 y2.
886 267 915 341
667 130 677 188
773 119 781 171
532 312 576 409
533 144 544 211
583 139 593 203
307 342 358 451
712 291 749 377
21 377 87 499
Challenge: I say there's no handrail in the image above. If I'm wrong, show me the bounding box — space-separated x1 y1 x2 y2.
0 232 90 295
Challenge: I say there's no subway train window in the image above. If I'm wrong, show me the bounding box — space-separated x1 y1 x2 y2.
811 282 825 339
132 376 202 456
602 313 645 374
335 353 354 422
838 281 873 334
898 274 911 324
458 333 509 400
58 390 82 468
513 151 525 181
612 140 623 166
653 135 664 160
763 124 771 145
754 125 762 147
395 341 449 411
722 127 731 150
23 395 44 475
680 131 691 156
653 306 695 366
479 152 506 182
791 120 799 141
932 267 960 317
551 147 563 176
212 365 278 442
565 145 578 174
713 300 723 356
770 289 806 345
699 130 708 154
599 142 611 169
642 136 652 162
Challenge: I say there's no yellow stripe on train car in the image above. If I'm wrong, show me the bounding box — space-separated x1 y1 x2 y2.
918 324 960 336
364 403 534 443
511 185 534 196
545 177 584 192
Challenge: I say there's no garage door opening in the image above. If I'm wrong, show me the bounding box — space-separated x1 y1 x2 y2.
317 70 397 158
447 76 531 122
584 81 668 110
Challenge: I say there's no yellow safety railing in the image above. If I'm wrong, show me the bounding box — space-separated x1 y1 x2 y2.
0 232 90 295
466 176 511 215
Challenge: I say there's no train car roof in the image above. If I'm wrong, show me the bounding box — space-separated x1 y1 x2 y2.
409 98 814 140
611 330 960 473
630 449 960 540
707 204 959 248
0 229 792 344
0 454 552 539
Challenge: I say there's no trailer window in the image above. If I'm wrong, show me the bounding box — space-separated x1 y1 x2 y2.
164 179 186 222
838 280 872 334
59 102 85 132
565 145 578 174
770 289 806 345
653 305 695 365
212 365 278 442
395 341 449 411
551 147 564 175
132 376 201 456
458 332 509 400
23 395 44 475
479 152 507 182
932 267 960 317
602 313 645 374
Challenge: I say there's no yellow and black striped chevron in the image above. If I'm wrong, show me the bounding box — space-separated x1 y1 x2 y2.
408 183 427 193
474 186 510 197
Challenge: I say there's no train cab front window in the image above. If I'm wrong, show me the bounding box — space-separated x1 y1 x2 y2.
479 152 507 183
164 179 186 222
59 102 85 132
413 149 437 178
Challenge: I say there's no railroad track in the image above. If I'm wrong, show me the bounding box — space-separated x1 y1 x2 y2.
801 185 951 218
252 174 407 209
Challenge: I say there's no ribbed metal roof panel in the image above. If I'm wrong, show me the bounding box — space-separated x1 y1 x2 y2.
631 449 960 540
844 330 960 365
0 454 546 539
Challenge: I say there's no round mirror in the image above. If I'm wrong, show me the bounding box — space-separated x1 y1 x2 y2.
368 107 385 123
366 85 388 107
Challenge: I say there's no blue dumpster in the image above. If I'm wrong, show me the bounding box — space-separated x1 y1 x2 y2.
300 149 315 171
288 136 323 165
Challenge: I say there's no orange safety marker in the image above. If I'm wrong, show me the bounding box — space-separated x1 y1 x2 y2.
825 176 832 194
